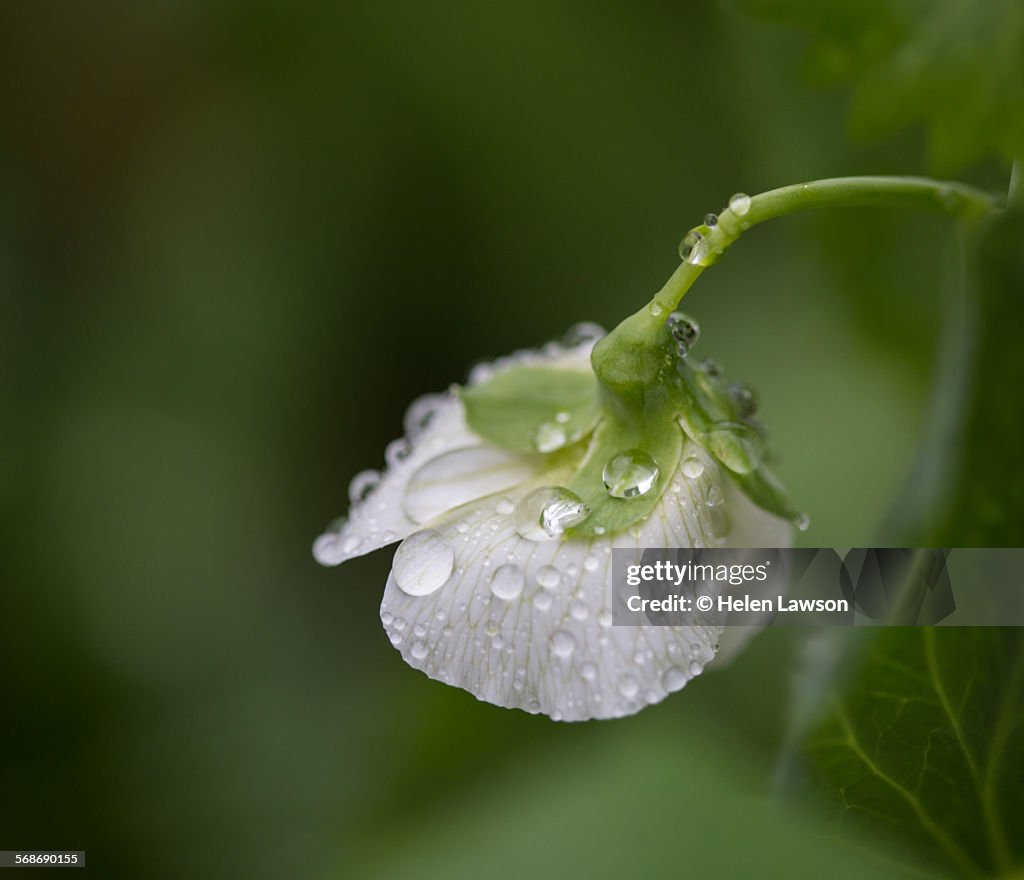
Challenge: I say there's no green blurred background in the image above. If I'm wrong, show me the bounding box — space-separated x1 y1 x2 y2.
0 2 1010 878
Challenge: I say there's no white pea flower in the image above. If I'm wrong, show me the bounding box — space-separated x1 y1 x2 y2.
314 319 803 721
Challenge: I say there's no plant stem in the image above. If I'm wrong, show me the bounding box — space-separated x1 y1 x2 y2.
592 176 999 391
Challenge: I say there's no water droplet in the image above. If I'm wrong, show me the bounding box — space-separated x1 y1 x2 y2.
729 192 751 216
495 497 515 516
583 554 600 573
348 469 380 504
381 611 394 626
389 632 403 646
661 666 688 693
403 393 444 438
551 630 576 658
570 599 588 620
580 662 598 681
413 623 427 638
688 660 704 677
564 322 606 346
648 302 664 317
514 487 590 541
704 212 719 227
393 617 406 632
708 507 731 539
490 563 525 600
602 449 660 498
704 421 764 474
700 357 722 378
385 437 411 467
536 566 561 589
618 675 639 698
533 592 553 611
795 512 811 532
411 640 429 660
680 225 716 266
594 525 606 535
534 422 567 453
598 609 613 627
484 619 500 637
666 311 700 356
705 485 724 507
729 382 758 418
681 456 705 479
392 529 455 596
555 411 570 424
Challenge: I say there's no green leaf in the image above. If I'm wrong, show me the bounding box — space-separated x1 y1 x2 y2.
566 409 683 537
888 208 1024 546
731 0 1024 171
804 628 1024 878
459 366 601 455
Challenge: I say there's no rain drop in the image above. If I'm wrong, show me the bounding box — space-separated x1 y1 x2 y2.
648 302 664 317
348 469 381 504
534 422 567 453
795 512 811 532
410 640 429 660
663 666 689 693
536 566 561 589
688 660 704 677
704 212 719 227
551 630 576 658
392 529 455 596
681 456 705 479
729 193 751 216
666 311 700 356
514 487 590 541
618 675 639 698
603 449 660 498
490 563 525 600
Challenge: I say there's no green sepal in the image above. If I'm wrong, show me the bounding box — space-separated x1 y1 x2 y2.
732 465 803 525
566 407 683 537
459 366 601 455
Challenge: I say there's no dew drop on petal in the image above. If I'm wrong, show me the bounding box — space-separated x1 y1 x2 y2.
536 565 561 589
729 193 751 216
705 485 724 507
681 456 705 479
534 422 568 453
708 507 731 539
603 449 660 498
495 497 515 516
411 640 429 660
598 609 613 627
580 662 598 681
563 321 606 346
392 529 455 597
618 675 639 698
533 592 553 611
490 563 525 601
514 487 590 541
348 469 381 504
551 629 576 658
583 554 600 572
385 437 411 467
663 666 689 693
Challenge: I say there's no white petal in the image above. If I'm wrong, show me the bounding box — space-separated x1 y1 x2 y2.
313 337 600 567
380 439 793 721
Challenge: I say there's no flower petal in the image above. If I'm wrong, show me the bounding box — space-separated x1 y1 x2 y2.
380 438 792 721
313 336 600 567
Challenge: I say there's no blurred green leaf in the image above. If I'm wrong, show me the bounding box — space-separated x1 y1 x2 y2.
461 366 600 454
731 0 1024 171
888 208 1024 546
805 628 1024 878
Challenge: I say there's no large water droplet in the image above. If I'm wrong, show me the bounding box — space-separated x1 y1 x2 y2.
403 393 445 438
551 629 576 658
648 302 664 317
618 675 639 698
602 449 660 498
393 529 455 596
410 640 429 660
662 666 689 693
795 512 811 532
667 311 700 356
680 225 716 266
385 437 411 467
703 421 764 474
704 212 719 227
514 487 590 541
348 469 380 504
490 563 525 600
729 193 751 216
534 422 568 453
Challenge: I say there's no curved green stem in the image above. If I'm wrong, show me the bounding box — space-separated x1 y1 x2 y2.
592 175 999 392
